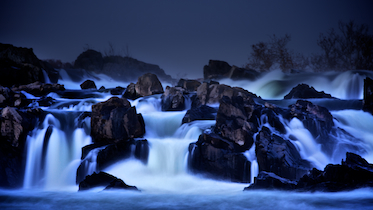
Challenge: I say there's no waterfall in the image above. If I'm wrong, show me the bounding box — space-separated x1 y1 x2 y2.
23 112 92 189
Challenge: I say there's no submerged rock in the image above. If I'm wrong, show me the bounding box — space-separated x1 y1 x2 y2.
284 83 334 99
244 171 297 191
79 171 139 191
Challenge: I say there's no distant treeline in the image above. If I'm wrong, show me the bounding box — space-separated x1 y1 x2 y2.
246 21 373 72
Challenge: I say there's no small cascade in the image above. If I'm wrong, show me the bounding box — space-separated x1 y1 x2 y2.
23 112 92 189
285 118 330 169
42 69 51 83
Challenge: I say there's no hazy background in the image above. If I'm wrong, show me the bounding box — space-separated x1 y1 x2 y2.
1 0 372 79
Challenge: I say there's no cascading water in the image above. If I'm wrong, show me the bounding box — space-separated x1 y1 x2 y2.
219 69 373 99
7 69 373 209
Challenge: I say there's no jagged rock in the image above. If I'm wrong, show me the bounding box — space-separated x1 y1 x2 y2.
91 97 145 144
161 86 186 111
363 77 373 114
12 82 65 97
176 79 201 92
79 171 139 191
182 105 217 124
188 132 251 183
110 86 125 95
80 80 97 90
284 84 334 99
74 49 104 71
196 83 257 106
255 127 311 180
244 171 297 191
0 43 59 86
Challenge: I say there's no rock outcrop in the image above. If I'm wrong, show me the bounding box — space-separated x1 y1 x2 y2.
12 82 65 97
91 97 145 144
0 43 59 86
284 84 334 99
74 50 104 72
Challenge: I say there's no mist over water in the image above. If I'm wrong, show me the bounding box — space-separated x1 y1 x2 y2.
3 69 373 209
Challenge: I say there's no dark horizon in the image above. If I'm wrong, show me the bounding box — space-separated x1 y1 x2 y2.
1 0 372 78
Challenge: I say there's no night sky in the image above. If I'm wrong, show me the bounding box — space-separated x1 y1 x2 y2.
1 0 372 79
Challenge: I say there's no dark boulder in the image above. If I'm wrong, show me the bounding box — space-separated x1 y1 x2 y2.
255 126 311 180
188 132 251 183
135 73 164 97
110 86 125 95
176 79 201 92
244 171 297 191
79 171 139 191
161 86 186 111
363 77 373 114
80 80 97 90
203 60 232 80
284 84 334 99
0 43 59 86
182 105 217 124
91 97 145 144
74 49 104 71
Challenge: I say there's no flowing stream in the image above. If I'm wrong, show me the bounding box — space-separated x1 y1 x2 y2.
1 69 373 209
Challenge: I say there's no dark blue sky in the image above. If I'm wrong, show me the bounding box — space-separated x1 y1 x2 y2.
1 0 372 78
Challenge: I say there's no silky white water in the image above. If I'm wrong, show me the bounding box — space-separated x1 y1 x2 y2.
10 69 373 209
